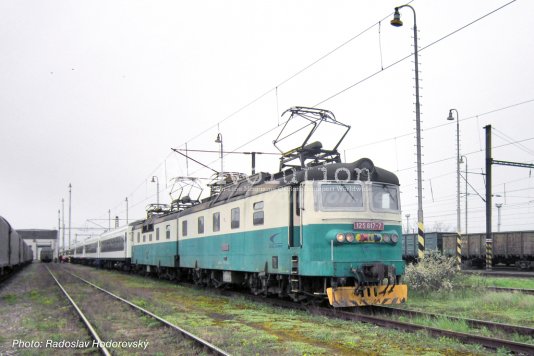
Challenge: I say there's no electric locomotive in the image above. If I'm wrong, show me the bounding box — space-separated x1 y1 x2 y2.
76 107 408 307
128 107 407 306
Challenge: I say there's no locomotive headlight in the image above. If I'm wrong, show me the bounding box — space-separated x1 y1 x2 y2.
346 232 355 242
391 233 399 243
336 233 346 243
383 234 391 243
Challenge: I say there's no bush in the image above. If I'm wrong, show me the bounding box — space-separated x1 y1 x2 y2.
404 251 459 294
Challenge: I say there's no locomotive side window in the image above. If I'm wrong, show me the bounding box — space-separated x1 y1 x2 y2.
253 201 264 226
156 228 160 241
231 208 240 229
198 216 205 234
213 212 220 232
371 183 400 212
143 234 146 242
149 233 152 242
166 225 170 239
318 183 364 211
182 220 188 236
137 232 140 243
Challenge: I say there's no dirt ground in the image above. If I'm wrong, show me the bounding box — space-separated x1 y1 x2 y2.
0 263 95 355
0 263 213 355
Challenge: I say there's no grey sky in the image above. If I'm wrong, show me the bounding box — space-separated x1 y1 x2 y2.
1 0 533 243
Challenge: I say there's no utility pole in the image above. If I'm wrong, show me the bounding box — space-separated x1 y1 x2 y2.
68 183 72 250
125 197 129 225
57 209 60 259
485 125 534 270
61 198 65 252
484 126 492 270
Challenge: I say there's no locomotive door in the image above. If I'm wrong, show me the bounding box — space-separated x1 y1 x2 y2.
289 185 301 248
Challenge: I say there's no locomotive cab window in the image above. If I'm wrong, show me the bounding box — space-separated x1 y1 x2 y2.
253 201 264 226
317 183 364 211
198 216 204 234
371 183 400 212
231 207 240 229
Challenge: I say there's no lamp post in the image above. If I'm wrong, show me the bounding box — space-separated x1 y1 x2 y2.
125 197 129 225
151 176 160 205
391 5 424 259
405 213 410 234
447 109 461 233
215 133 223 175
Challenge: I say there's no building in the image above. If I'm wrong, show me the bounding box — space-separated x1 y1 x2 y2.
17 229 58 261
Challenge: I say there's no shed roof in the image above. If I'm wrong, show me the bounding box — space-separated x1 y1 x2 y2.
18 229 58 240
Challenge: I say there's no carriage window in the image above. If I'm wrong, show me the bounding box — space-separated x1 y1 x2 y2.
182 220 188 236
156 228 160 240
166 225 171 239
253 201 264 225
213 212 220 232
371 183 400 212
198 216 205 234
231 208 240 229
319 183 363 211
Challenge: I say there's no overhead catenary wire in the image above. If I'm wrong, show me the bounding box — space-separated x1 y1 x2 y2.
100 0 523 227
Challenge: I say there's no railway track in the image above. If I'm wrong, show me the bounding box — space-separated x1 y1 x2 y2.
224 291 534 354
46 265 229 355
462 269 534 278
46 265 111 355
484 286 534 295
330 308 534 354
367 305 534 337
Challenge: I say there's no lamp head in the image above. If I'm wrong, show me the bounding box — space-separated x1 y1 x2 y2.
447 109 454 121
390 8 403 27
151 176 156 183
215 133 222 143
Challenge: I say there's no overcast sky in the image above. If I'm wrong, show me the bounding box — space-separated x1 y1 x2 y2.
1 0 533 245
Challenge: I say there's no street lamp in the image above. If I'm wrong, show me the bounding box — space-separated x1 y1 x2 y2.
151 176 160 205
461 155 468 234
215 133 223 175
405 213 411 234
447 109 461 233
391 5 424 259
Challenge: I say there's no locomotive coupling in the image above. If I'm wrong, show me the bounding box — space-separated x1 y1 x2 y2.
326 263 407 307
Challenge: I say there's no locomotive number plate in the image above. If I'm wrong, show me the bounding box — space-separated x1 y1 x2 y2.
354 221 384 230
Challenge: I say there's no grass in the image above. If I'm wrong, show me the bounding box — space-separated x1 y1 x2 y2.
1 293 17 304
69 264 526 355
462 274 534 289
